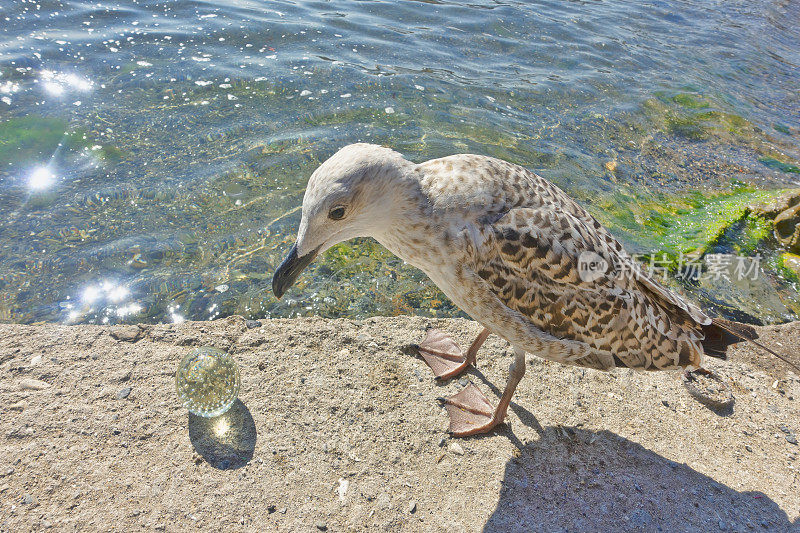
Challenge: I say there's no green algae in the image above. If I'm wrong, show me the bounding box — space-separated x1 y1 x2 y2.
0 115 124 168
644 90 763 142
732 216 773 256
773 123 791 135
0 116 71 164
594 185 787 263
776 253 800 283
669 93 711 109
759 157 800 174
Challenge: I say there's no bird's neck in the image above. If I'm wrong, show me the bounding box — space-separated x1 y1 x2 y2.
372 175 457 273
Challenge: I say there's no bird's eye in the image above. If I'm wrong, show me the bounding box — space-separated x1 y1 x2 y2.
328 205 346 220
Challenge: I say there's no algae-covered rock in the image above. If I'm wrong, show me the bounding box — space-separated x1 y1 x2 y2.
593 185 786 261
750 189 800 253
774 203 800 252
779 253 800 281
750 189 800 219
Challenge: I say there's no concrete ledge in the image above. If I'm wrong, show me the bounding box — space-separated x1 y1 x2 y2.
1 316 799 531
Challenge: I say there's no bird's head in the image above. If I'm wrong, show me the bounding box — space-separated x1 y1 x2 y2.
272 143 414 299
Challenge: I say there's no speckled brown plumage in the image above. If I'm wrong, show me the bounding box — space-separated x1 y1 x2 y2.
393 151 714 371
285 144 731 373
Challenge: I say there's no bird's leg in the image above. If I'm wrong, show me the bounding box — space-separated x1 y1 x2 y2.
465 328 489 367
439 348 526 437
416 328 490 380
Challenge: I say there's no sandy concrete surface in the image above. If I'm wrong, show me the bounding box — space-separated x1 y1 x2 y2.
1 315 799 532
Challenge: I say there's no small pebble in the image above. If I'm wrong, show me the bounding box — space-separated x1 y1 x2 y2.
604 160 618 172
458 377 469 387
22 494 34 505
267 505 276 514
745 445 753 452
110 325 142 342
1 467 15 477
245 320 262 329
385 106 395 114
117 387 132 400
437 436 447 447
449 442 465 455
787 434 798 445
279 508 287 514
337 478 349 503
30 355 42 365
20 378 51 391
408 500 417 514
315 521 327 531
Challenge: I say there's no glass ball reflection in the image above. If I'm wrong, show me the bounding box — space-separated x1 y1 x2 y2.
176 347 240 418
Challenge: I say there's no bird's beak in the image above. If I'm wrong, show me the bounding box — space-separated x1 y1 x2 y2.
272 243 319 299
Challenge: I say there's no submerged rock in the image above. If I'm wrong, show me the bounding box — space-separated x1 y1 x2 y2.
774 203 800 253
751 189 800 253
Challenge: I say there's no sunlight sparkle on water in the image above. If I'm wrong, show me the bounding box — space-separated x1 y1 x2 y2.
108 285 130 302
82 281 131 305
82 285 102 303
42 79 65 96
116 303 143 318
169 305 185 324
68 280 143 323
27 166 56 190
40 70 94 97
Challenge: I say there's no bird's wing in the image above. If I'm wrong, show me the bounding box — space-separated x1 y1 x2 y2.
464 206 706 369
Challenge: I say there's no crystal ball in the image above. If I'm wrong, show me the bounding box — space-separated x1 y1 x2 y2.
175 347 240 418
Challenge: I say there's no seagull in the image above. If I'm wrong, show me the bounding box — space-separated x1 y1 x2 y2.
272 143 758 437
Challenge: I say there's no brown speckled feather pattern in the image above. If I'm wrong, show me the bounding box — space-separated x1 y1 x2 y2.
414 154 711 371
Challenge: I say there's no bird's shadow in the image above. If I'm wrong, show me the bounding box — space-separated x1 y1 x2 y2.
483 426 797 532
424 364 795 531
188 399 256 470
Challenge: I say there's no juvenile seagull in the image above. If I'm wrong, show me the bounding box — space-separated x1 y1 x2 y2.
273 143 754 437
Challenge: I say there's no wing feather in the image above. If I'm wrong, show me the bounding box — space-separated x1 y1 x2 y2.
467 206 706 370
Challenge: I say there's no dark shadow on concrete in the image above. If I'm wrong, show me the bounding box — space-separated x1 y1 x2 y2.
188 399 256 470
483 426 798 532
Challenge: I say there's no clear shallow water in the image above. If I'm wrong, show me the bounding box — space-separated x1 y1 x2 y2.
1 0 799 325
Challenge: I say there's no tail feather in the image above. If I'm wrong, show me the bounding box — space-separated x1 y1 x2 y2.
703 317 800 373
701 318 754 359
